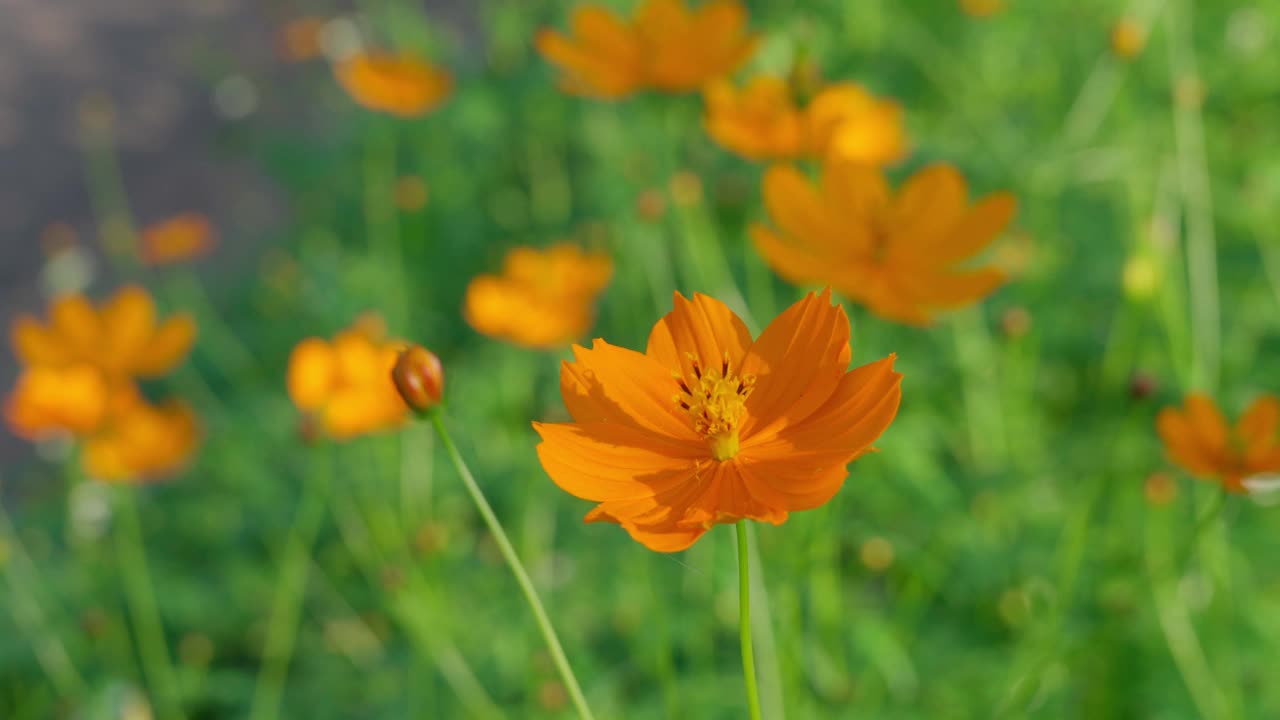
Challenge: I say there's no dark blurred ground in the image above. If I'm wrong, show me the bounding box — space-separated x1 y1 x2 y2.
0 1 477 463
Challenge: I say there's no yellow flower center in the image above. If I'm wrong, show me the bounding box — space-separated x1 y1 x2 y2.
674 353 756 461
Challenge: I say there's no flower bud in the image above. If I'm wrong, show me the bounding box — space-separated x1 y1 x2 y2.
392 345 444 412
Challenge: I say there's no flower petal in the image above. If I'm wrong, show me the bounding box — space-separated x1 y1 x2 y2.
10 315 70 365
740 289 851 439
745 354 902 457
133 314 196 377
888 164 968 250
1157 399 1227 477
560 339 701 442
287 338 335 411
821 158 890 226
645 291 752 379
534 421 702 503
890 267 1007 309
1237 395 1280 469
100 286 157 373
762 165 859 259
737 456 848 512
584 505 707 553
50 294 102 358
930 192 1016 265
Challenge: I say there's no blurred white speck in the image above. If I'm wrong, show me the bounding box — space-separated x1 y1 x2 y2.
1177 571 1213 612
41 245 96 296
1243 473 1280 505
320 18 363 62
213 75 258 120
1226 8 1269 57
69 481 112 544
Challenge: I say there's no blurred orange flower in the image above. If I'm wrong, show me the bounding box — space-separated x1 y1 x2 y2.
752 161 1016 325
1157 394 1280 495
140 213 215 266
286 317 409 439
1110 19 1146 60
960 0 1004 18
11 286 196 380
465 244 612 349
536 0 757 98
705 77 907 165
281 17 327 62
335 52 453 118
534 290 902 552
4 364 110 439
82 395 200 483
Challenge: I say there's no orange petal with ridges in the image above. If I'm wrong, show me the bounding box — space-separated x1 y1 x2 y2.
563 339 700 441
534 421 700 502
741 289 851 439
646 292 752 379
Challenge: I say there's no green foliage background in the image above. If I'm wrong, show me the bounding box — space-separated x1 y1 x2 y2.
3 0 1280 717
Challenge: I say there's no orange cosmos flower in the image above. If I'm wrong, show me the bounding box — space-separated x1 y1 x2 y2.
335 52 452 118
280 17 327 62
10 286 196 380
140 213 215 266
752 160 1016 325
705 77 908 165
1157 394 1280 495
465 244 613 349
286 317 409 439
536 0 757 98
82 395 200 483
534 289 902 552
4 364 111 439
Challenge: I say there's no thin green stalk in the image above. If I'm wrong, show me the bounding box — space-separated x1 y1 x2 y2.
427 409 595 720
0 504 86 699
113 489 186 720
328 481 502 718
1178 487 1226 564
248 448 332 720
736 521 762 720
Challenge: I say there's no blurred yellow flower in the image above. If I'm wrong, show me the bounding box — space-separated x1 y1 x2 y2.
464 244 613 349
752 161 1016 325
1110 19 1146 60
82 395 200 483
704 77 908 165
140 213 215 266
3 364 110 439
1157 394 1280 495
286 317 409 439
536 0 757 98
11 286 196 380
335 52 452 118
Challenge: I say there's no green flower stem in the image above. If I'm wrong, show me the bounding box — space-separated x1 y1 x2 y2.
1178 487 1227 565
426 409 595 720
0 503 86 699
736 521 762 720
248 447 332 720
113 488 186 720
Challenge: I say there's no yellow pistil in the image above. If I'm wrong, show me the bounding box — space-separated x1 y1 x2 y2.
674 353 756 460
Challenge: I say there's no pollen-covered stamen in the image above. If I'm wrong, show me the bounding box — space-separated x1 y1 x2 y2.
672 352 756 460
